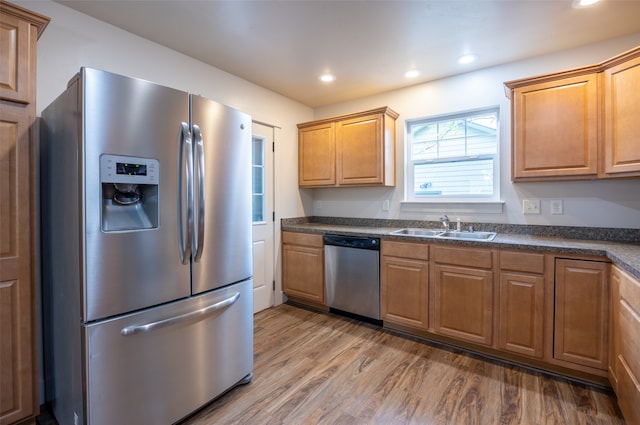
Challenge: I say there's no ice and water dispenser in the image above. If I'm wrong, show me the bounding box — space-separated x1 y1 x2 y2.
100 154 159 232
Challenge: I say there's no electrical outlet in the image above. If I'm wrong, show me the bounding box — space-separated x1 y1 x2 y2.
382 199 390 211
313 200 321 210
551 199 564 215
522 199 540 214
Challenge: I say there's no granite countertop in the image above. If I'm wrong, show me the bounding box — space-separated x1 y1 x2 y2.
281 217 640 280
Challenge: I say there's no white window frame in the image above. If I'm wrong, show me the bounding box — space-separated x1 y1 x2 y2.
405 107 501 204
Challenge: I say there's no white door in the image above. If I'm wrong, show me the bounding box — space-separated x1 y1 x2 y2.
251 122 275 313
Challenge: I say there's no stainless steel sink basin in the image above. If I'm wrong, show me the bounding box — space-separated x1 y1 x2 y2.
438 231 497 241
390 228 497 241
390 228 443 237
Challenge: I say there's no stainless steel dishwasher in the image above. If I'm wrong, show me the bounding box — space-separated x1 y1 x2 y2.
324 234 380 322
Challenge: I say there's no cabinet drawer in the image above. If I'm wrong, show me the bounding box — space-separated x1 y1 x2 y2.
620 269 640 317
282 231 323 248
499 251 544 274
382 241 429 261
432 246 493 269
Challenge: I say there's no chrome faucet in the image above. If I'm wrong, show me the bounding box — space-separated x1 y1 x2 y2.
440 215 450 231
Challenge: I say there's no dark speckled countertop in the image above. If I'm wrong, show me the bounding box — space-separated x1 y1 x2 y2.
282 217 640 280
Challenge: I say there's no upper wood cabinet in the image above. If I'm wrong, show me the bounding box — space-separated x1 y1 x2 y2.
603 49 640 176
504 45 640 181
0 3 48 425
297 107 398 188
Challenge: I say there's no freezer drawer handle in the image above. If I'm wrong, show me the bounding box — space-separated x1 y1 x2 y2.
120 292 240 336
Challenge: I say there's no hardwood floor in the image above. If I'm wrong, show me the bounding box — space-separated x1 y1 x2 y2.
180 304 625 425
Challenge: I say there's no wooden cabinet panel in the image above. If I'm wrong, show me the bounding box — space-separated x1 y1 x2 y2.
509 73 599 180
609 266 621 392
498 272 545 358
381 242 429 330
282 232 325 305
0 3 47 424
603 51 640 176
554 259 609 370
432 264 494 346
432 245 492 269
298 122 335 187
297 107 397 188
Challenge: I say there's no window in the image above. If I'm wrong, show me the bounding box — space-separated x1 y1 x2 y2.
406 107 499 202
252 136 265 222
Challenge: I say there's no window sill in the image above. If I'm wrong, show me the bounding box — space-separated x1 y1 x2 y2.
400 200 504 214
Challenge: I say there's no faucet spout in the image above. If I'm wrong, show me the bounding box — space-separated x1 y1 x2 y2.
440 215 450 231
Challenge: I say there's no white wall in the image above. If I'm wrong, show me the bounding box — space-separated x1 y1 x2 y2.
18 0 314 225
312 33 640 229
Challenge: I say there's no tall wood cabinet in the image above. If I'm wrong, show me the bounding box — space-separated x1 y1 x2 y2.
297 107 398 188
505 45 640 181
0 2 49 424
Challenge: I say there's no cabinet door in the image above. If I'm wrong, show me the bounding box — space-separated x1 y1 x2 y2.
603 53 640 176
298 122 335 187
609 266 621 391
0 104 36 425
511 73 599 180
554 259 609 370
381 256 429 330
432 264 494 346
0 12 32 104
336 113 384 185
282 243 324 304
498 272 545 358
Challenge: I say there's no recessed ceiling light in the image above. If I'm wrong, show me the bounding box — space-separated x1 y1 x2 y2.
458 54 477 65
572 0 601 8
319 74 335 83
405 69 420 78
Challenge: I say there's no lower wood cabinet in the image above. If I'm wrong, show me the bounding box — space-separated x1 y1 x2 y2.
380 241 429 331
431 246 494 346
610 265 640 425
554 258 609 370
282 231 325 306
498 251 546 359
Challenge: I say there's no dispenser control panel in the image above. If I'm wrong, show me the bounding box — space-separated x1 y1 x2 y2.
100 154 159 184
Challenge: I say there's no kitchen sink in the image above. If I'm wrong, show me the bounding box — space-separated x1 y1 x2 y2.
389 228 444 237
390 228 497 241
437 231 497 241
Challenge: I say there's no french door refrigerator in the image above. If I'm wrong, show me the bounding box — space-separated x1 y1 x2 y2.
40 68 253 425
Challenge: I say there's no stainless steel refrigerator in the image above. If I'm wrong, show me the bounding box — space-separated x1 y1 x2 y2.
40 68 253 425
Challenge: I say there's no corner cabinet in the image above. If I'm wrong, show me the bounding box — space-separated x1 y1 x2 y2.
297 107 398 188
282 231 325 307
609 266 640 425
0 2 49 425
505 45 640 182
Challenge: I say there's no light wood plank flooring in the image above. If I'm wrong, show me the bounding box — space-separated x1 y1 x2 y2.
180 304 625 425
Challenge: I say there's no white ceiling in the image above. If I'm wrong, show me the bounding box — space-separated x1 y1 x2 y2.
56 0 640 108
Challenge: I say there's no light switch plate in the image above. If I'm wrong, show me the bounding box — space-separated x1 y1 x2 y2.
522 199 541 214
551 199 564 215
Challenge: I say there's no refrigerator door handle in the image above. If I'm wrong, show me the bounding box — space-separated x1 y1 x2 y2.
192 124 205 262
120 292 241 336
179 122 194 265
